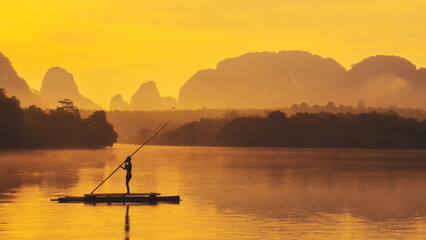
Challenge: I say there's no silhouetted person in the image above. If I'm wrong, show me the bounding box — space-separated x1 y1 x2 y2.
121 156 132 194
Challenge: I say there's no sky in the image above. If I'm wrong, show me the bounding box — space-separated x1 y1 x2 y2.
1 0 426 109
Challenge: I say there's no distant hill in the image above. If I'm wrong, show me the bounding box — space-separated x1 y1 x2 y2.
129 81 165 110
110 81 177 111
39 67 101 110
339 55 426 108
0 52 101 109
179 51 346 109
2 50 426 111
178 51 426 109
110 94 129 111
0 53 43 106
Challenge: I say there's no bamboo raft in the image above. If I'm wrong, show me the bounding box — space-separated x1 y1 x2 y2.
51 124 181 205
51 193 180 204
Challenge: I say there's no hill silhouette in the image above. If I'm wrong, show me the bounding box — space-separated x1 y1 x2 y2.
339 55 426 108
178 51 426 109
179 51 346 109
2 50 426 110
129 81 164 110
110 81 177 111
0 52 101 109
39 67 101 110
0 53 43 106
110 94 129 111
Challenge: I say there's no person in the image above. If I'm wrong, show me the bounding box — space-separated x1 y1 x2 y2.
121 156 132 194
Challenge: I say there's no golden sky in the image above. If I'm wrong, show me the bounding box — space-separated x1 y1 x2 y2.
1 0 425 109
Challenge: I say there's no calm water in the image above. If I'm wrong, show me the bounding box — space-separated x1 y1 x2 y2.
1 144 426 239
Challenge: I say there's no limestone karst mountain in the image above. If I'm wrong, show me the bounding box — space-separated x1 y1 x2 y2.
39 67 101 110
110 81 177 111
129 81 164 110
178 51 426 109
178 51 347 109
2 50 426 111
0 53 100 109
0 53 42 106
338 55 426 108
110 94 130 111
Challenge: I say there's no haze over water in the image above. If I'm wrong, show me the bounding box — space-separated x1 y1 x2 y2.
1 144 426 239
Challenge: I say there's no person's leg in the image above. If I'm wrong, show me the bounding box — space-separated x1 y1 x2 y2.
126 176 130 194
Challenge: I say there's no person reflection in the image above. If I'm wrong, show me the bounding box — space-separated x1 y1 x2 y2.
125 204 130 240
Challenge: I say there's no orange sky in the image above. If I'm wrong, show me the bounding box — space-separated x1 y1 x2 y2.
1 0 425 109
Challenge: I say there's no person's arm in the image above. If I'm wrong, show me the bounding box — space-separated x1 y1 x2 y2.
121 157 131 170
120 163 126 170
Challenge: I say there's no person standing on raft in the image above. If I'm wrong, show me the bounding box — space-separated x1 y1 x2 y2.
121 156 132 194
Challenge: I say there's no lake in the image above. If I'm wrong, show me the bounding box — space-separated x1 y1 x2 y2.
1 144 426 239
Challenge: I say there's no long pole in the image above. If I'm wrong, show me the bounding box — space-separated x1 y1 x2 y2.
90 123 167 194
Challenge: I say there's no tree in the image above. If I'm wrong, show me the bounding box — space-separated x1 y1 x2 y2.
0 89 24 148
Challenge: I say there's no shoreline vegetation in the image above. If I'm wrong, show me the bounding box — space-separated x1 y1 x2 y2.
0 89 117 149
97 103 426 143
2 88 426 150
152 111 426 150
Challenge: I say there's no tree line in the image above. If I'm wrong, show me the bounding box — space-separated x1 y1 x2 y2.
0 89 117 149
106 101 426 144
154 110 426 149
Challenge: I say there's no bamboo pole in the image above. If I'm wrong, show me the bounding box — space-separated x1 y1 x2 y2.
90 123 167 194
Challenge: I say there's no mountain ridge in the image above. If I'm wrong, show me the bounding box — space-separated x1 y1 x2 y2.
1 50 425 110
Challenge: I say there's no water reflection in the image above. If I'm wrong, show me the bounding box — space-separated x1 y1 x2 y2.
165 147 426 223
0 145 426 239
125 205 130 240
0 148 117 200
